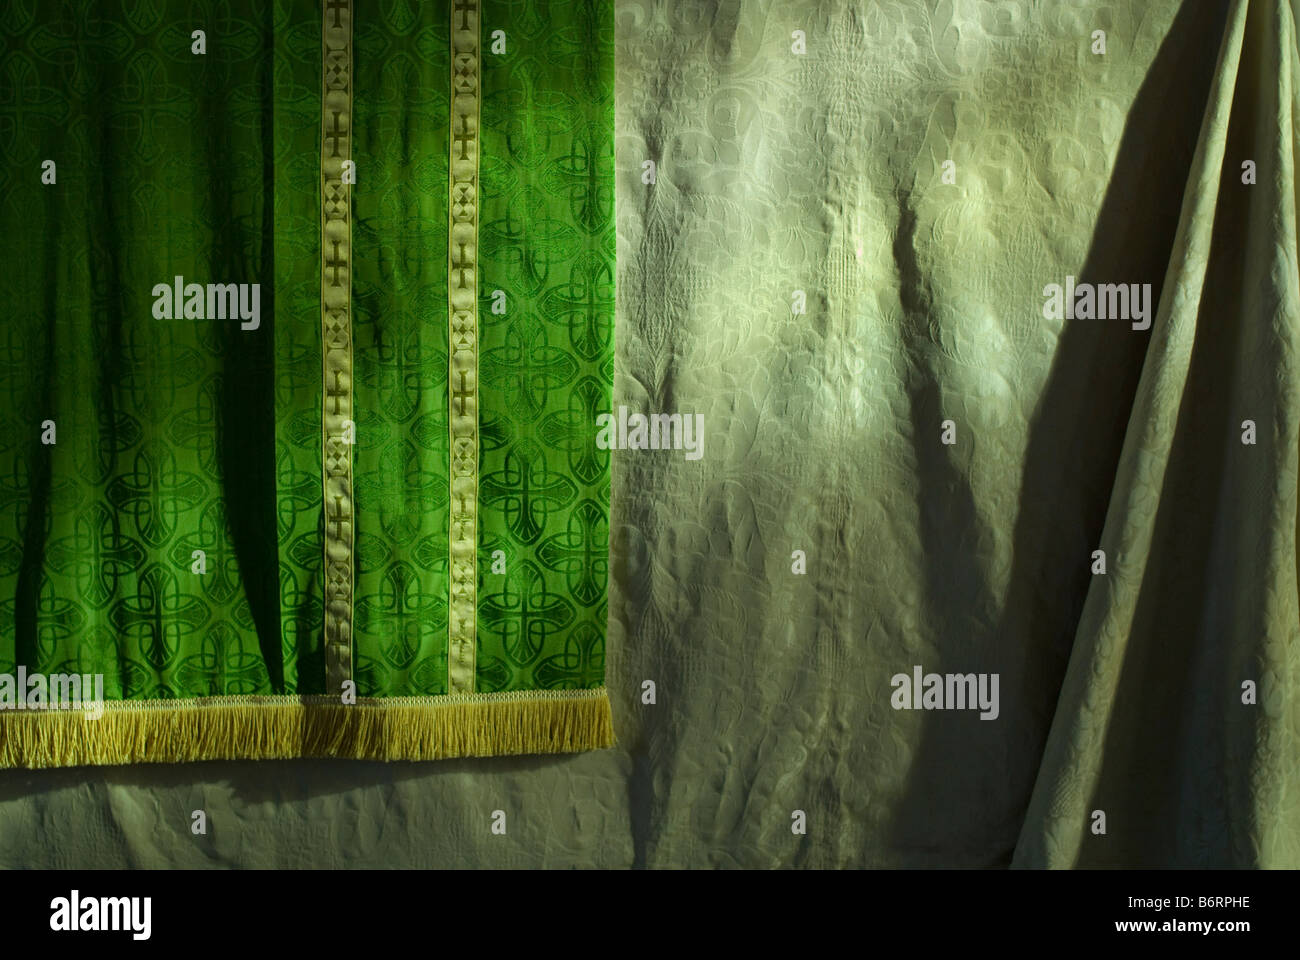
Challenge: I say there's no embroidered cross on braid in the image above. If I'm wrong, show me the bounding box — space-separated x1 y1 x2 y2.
447 0 480 694
321 0 354 694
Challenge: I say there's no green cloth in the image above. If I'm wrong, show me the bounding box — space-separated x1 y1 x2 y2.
0 2 295 697
0 0 614 764
476 1 613 693
2 0 1299 866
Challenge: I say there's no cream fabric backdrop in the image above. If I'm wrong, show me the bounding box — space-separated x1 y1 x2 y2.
2 0 1297 868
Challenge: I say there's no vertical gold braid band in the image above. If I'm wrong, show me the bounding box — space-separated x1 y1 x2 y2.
448 0 480 694
322 0 354 693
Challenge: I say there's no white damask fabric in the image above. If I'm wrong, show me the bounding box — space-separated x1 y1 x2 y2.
1 0 1297 868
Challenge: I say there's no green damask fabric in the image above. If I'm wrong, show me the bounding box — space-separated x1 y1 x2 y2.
476 0 614 693
275 0 328 696
2 0 1299 868
0 0 614 764
350 6 451 698
0 2 298 699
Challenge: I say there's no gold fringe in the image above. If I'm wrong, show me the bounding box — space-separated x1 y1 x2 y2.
0 690 614 769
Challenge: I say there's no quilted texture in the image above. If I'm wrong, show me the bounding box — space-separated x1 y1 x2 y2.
1 0 1297 867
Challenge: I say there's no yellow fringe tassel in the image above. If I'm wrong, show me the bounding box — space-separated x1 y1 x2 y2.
0 691 614 769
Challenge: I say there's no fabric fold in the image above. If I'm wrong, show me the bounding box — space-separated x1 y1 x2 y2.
1013 0 1300 867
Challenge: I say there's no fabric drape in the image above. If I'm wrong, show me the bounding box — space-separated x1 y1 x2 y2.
0 0 615 765
1 0 1298 868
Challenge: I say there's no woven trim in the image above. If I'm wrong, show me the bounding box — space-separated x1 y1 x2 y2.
448 0 481 695
322 0 355 693
0 690 615 768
